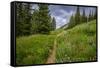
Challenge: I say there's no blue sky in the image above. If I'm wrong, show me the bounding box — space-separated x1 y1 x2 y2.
32 4 96 29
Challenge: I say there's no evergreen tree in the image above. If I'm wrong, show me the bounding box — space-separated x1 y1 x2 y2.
31 10 39 34
51 17 56 30
68 15 75 29
37 4 51 34
16 3 24 36
16 3 31 36
94 10 96 19
88 10 91 21
24 4 32 35
82 9 87 23
91 10 94 20
75 6 81 25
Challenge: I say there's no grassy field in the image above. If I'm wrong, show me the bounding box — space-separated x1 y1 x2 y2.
56 20 97 63
16 34 56 65
50 29 64 35
16 20 97 65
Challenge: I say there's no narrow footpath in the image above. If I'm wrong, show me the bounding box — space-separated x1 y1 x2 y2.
46 31 66 64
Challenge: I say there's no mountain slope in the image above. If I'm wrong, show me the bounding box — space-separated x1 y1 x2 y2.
16 20 97 65
56 20 97 63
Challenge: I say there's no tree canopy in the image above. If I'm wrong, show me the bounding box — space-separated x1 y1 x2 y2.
16 3 56 36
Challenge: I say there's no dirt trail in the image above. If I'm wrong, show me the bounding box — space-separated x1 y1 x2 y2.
46 31 66 64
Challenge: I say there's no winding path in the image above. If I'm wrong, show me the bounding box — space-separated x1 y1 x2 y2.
46 31 66 64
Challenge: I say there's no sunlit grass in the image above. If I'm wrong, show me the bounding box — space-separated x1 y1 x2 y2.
56 20 97 63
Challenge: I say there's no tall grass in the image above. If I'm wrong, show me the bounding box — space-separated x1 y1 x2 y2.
50 29 64 35
56 20 97 63
16 20 97 65
16 34 55 65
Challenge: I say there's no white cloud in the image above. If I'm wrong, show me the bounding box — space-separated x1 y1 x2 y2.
55 16 68 28
60 10 73 17
31 4 39 10
54 9 75 28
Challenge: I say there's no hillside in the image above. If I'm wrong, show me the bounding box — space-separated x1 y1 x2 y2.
56 20 97 63
16 20 97 65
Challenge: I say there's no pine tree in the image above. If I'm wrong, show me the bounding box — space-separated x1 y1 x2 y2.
91 10 94 20
88 10 93 21
24 3 32 35
75 6 81 25
37 4 51 34
16 3 24 36
88 10 91 21
51 17 56 30
68 15 75 29
16 3 32 36
82 9 87 23
94 10 97 19
31 10 39 34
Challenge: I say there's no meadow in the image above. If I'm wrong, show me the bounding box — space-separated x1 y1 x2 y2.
16 20 97 65
56 20 97 63
16 34 56 65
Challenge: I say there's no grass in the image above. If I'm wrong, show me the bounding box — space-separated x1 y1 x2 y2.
50 29 64 35
56 20 97 63
16 20 97 65
16 34 55 65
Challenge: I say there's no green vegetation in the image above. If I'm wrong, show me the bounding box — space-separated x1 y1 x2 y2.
56 20 96 63
16 20 97 65
16 3 56 36
15 3 97 65
16 34 56 65
67 6 96 29
16 3 31 36
50 29 64 35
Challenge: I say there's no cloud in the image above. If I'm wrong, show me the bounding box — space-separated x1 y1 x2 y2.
49 5 76 28
31 4 39 10
55 16 66 28
31 4 96 29
49 5 96 29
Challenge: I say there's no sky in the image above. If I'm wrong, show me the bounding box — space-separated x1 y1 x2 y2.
31 4 96 29
49 5 76 28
